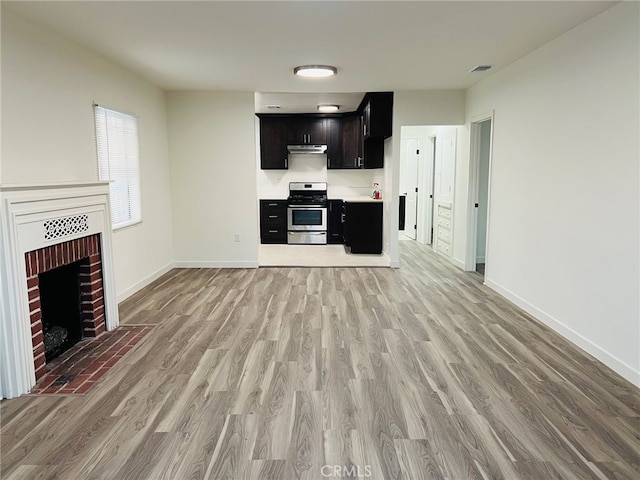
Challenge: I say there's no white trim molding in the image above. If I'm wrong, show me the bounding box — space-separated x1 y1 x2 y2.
174 261 259 269
117 263 174 303
485 278 640 388
0 182 119 399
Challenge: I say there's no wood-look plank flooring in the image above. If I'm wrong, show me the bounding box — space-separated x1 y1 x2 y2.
1 241 639 479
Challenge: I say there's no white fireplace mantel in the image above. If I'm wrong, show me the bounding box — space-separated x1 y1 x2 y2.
0 182 119 399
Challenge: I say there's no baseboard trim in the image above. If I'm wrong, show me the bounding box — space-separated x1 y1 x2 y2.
174 261 259 269
484 278 640 388
384 251 399 268
117 263 174 304
450 256 466 270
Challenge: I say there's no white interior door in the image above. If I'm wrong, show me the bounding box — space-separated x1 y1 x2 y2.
417 136 435 245
402 138 419 240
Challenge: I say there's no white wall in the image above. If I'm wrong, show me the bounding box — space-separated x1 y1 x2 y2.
1 7 174 301
167 91 258 267
461 2 640 385
476 120 491 262
389 91 466 265
257 153 379 200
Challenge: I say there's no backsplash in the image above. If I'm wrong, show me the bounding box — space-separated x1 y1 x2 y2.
257 154 384 199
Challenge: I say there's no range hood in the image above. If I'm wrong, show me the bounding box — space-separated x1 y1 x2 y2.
287 144 327 154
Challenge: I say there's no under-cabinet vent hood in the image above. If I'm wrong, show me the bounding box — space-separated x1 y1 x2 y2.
287 144 327 154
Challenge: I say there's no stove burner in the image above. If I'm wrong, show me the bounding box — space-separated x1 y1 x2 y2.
288 181 328 207
288 193 327 206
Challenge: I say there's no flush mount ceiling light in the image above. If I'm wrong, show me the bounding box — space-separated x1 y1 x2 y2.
294 65 337 78
470 65 493 73
317 104 339 113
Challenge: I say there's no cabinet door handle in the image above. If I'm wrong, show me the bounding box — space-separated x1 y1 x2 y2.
268 230 278 233
268 215 278 218
285 157 288 168
268 203 278 206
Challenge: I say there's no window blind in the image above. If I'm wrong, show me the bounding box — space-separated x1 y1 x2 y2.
94 105 141 229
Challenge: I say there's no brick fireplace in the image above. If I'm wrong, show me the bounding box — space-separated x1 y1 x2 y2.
0 182 119 399
26 234 106 380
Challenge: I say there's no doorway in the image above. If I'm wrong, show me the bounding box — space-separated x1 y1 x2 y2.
400 137 419 240
466 115 493 277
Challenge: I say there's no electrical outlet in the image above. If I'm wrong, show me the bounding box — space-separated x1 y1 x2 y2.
234 233 241 242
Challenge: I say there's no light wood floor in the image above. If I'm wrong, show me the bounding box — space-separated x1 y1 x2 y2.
1 242 638 479
259 244 390 267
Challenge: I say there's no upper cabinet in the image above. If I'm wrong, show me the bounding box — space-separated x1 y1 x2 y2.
257 92 393 170
361 92 393 139
339 113 362 169
325 117 343 169
288 117 326 145
259 117 288 170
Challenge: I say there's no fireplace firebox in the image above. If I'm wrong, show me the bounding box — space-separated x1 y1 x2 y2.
25 234 106 380
39 260 84 361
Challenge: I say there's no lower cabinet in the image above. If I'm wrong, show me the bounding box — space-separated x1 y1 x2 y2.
343 201 383 254
327 199 344 244
260 200 287 244
435 203 452 257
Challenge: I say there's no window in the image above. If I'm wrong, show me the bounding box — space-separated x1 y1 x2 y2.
94 105 141 229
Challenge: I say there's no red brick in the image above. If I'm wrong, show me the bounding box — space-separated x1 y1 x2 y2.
44 248 52 271
31 321 42 336
29 298 41 312
32 331 44 346
25 253 32 277
35 250 41 272
33 342 45 357
74 382 95 394
66 374 91 390
34 353 46 370
27 275 38 289
27 287 39 301
91 367 110 381
103 356 121 368
87 271 102 283
34 374 58 391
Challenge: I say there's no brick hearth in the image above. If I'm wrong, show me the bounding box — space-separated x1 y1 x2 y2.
25 234 105 381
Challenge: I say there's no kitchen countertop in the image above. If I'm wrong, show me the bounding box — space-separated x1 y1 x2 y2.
340 196 384 203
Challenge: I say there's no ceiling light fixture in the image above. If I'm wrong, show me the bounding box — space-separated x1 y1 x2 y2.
294 65 337 78
317 104 339 113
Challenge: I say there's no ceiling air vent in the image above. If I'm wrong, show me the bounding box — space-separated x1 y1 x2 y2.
470 65 493 73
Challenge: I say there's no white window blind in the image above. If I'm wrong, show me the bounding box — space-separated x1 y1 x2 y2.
94 105 142 230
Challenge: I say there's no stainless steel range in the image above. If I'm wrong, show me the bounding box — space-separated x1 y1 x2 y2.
287 182 327 245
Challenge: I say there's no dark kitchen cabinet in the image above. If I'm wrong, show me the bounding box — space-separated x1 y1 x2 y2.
337 113 362 169
361 92 393 139
362 137 384 169
327 199 344 244
325 117 343 169
259 117 288 169
288 117 326 144
260 200 288 244
343 201 383 254
258 92 392 170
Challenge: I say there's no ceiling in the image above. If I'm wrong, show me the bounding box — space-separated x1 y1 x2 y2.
5 1 617 113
